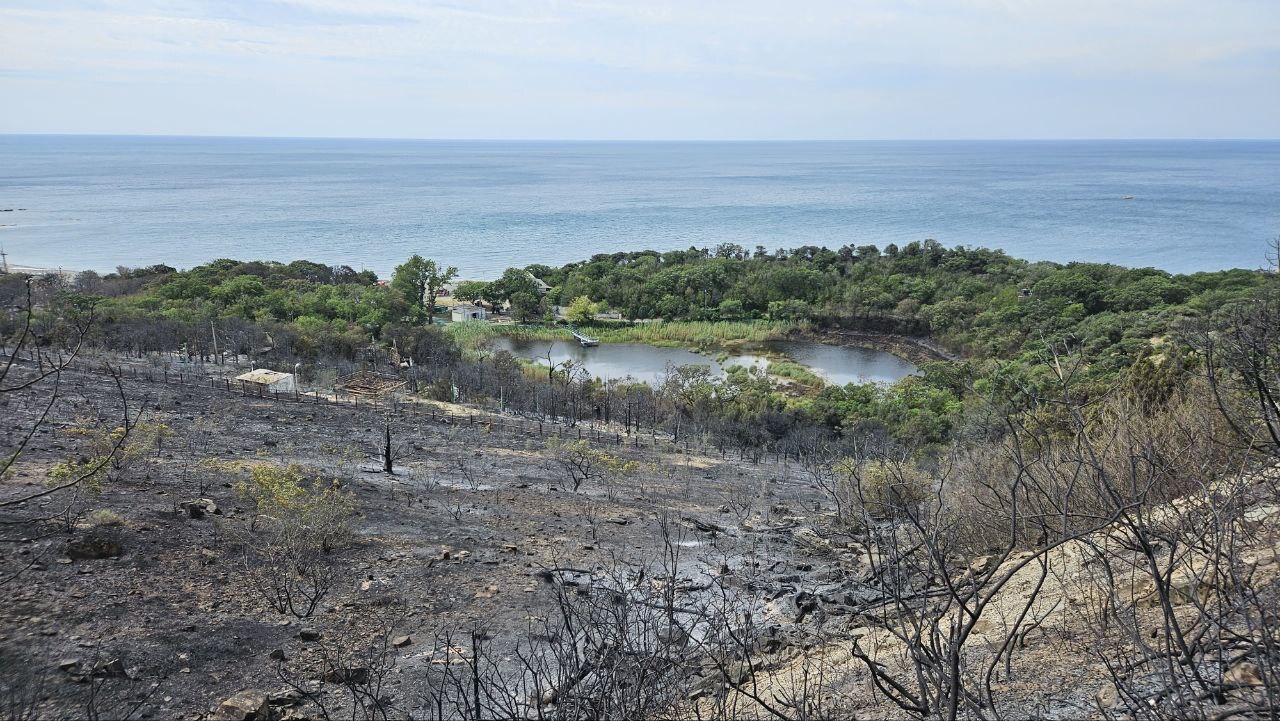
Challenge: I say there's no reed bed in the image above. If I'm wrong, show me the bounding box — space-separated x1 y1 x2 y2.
591 320 800 349
444 321 570 349
766 360 825 387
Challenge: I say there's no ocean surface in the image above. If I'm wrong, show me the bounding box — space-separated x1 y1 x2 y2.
1 135 1276 279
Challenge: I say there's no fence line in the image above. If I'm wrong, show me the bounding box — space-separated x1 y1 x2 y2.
26 355 751 460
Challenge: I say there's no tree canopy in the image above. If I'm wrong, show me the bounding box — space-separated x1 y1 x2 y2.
391 255 457 323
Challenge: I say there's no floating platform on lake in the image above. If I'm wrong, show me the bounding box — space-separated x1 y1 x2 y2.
568 327 599 347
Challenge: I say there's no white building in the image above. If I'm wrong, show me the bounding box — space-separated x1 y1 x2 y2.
235 369 296 394
451 304 488 322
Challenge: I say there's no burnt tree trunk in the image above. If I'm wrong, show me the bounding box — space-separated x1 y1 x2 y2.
383 420 394 474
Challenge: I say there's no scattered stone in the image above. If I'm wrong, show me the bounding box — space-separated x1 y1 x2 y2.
1243 504 1278 529
297 628 322 642
57 658 80 672
180 498 221 519
793 592 820 623
968 555 992 575
268 688 303 707
1095 681 1119 709
1135 568 1211 608
392 634 413 648
684 517 724 534
1224 661 1262 687
92 658 127 678
474 585 499 599
211 689 271 721
790 527 831 554
269 649 286 661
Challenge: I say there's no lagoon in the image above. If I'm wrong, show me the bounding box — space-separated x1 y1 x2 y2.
487 337 915 386
760 340 919 386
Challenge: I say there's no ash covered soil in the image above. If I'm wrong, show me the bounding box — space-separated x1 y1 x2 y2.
1 366 838 719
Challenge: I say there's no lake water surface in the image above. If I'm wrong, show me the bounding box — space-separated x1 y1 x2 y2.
488 337 915 386
761 340 919 386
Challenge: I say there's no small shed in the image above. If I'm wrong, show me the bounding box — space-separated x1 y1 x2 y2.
451 304 487 322
235 369 296 395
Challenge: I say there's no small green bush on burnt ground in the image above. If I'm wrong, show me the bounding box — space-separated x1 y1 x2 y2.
232 463 356 618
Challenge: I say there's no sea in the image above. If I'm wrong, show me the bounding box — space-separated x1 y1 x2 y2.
1 135 1277 279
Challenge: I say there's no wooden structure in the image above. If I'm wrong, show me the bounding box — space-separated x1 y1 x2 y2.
335 369 405 397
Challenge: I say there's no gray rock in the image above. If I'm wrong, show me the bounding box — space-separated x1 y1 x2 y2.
180 498 221 519
1095 682 1118 709
92 658 127 678
267 688 304 706
211 689 271 721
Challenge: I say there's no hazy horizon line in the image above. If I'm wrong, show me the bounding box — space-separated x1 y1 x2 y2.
4 132 1278 143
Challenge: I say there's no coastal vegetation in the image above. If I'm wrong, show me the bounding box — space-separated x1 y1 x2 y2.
1 241 1278 720
27 240 1268 447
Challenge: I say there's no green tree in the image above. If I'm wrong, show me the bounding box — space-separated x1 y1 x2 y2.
452 280 490 303
392 255 458 324
565 295 598 324
492 268 540 304
509 291 544 323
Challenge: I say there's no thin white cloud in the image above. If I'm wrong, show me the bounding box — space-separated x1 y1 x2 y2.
1 0 1276 137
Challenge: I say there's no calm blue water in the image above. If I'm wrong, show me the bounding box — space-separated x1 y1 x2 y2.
1 135 1276 278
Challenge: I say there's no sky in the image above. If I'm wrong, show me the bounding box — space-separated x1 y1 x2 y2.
1 0 1277 140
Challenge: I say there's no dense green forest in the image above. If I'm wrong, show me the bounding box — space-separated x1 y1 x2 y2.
531 240 1269 442
533 240 1265 360
7 241 1271 448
